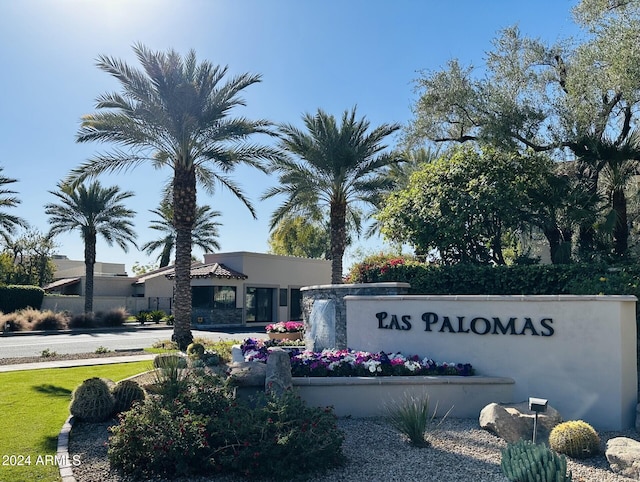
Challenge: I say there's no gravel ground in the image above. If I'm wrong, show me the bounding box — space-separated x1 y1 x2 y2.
69 416 640 482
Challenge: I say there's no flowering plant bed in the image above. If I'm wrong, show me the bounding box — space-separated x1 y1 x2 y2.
265 321 304 333
240 338 474 377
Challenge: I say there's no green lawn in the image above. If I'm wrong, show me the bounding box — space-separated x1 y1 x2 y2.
0 361 150 482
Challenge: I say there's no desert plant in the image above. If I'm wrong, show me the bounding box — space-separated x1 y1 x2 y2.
153 353 188 369
40 348 57 358
69 377 116 422
152 355 189 400
549 420 600 459
385 393 452 447
95 346 110 354
135 311 150 325
100 307 128 327
112 379 146 413
165 314 174 325
68 312 96 329
501 439 572 482
186 342 205 359
148 310 166 324
32 310 68 330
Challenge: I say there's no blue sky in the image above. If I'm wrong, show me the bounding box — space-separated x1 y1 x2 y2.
0 0 581 275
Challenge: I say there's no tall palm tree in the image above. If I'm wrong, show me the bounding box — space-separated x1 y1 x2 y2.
68 44 277 349
0 166 27 242
264 107 401 283
45 181 136 313
142 200 222 267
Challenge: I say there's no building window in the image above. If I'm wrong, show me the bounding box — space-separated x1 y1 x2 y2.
192 286 236 309
290 288 302 321
214 286 236 309
192 286 213 309
279 288 288 307
246 287 275 323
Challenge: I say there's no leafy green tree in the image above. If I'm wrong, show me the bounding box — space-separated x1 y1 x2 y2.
141 200 222 267
264 107 401 283
406 3 640 258
1 229 57 286
0 166 27 241
267 215 330 258
68 45 277 349
377 145 551 265
131 261 159 276
45 181 137 313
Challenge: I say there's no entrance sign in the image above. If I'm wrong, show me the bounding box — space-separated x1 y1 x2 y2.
345 294 637 430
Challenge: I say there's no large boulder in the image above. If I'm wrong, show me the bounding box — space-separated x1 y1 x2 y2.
227 361 267 387
606 437 640 479
265 348 293 397
479 401 562 444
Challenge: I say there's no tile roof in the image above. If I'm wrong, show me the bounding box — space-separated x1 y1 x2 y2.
165 262 247 280
43 277 81 291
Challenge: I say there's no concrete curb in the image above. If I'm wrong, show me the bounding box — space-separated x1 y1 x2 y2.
58 415 76 482
0 324 173 337
0 354 156 372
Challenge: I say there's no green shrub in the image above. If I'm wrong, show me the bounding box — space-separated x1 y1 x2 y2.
111 379 146 413
386 393 451 447
165 314 174 325
501 439 572 482
549 420 600 459
135 311 150 324
108 398 211 478
69 377 116 422
148 310 165 323
108 375 344 479
186 342 205 359
208 389 345 478
0 285 44 313
348 261 640 299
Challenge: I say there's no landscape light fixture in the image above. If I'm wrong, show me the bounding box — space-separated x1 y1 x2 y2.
528 397 548 444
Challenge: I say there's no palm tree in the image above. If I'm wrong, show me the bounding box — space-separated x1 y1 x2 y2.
69 44 277 349
264 107 401 283
0 166 27 242
573 132 640 258
45 181 136 313
142 200 222 267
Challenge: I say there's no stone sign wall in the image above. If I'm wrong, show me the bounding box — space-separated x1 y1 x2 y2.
345 294 637 431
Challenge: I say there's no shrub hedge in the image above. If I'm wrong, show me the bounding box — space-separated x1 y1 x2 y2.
0 285 44 313
350 261 640 298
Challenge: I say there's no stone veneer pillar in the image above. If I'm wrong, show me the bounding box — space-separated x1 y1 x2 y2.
301 282 410 350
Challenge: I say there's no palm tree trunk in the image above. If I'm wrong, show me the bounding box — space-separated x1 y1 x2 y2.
84 233 96 314
613 188 628 257
329 201 347 284
172 167 196 350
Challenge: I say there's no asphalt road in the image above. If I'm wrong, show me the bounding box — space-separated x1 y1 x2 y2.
0 329 266 358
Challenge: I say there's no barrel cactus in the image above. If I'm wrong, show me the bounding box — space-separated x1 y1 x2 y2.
186 342 205 359
549 420 600 459
501 439 572 482
70 377 116 422
112 379 146 413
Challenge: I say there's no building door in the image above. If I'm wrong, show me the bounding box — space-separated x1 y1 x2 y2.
245 287 275 323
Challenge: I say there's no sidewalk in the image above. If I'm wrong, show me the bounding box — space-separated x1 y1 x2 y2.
0 354 156 372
